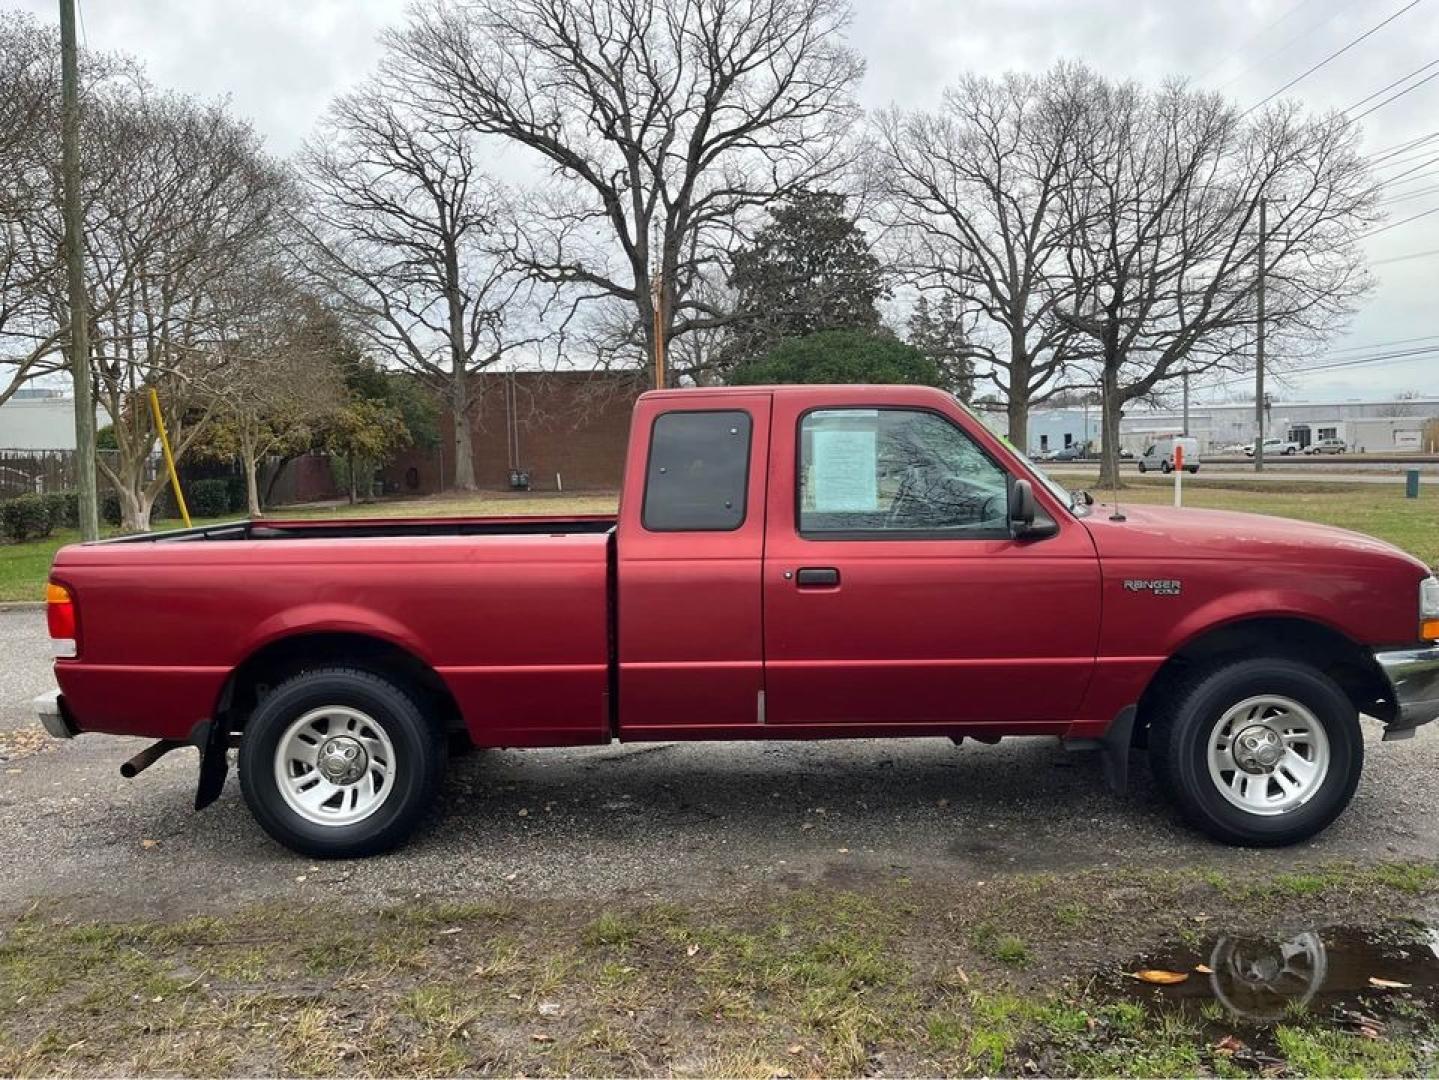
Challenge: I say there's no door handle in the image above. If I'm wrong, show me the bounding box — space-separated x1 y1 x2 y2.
795 567 840 588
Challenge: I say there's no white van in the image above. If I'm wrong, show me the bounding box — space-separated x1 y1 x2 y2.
1137 436 1200 474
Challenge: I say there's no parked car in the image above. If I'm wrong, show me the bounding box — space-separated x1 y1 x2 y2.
1245 438 1300 456
1137 436 1201 474
1119 449 1135 460
1304 438 1347 455
1052 445 1084 462
35 384 1439 857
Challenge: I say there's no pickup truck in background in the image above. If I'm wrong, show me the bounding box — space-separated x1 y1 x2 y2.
35 385 1439 858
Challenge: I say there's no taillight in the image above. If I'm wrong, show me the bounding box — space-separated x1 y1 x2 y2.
46 581 77 657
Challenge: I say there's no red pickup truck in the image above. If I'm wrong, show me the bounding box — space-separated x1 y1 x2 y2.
34 385 1439 857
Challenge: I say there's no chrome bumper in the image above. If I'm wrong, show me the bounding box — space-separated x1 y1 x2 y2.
1375 645 1439 740
33 690 77 739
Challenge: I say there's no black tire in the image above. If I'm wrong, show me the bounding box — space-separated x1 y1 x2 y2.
1161 461 1173 474
1187 465 1199 474
239 667 446 858
1149 658 1362 847
1137 462 1147 474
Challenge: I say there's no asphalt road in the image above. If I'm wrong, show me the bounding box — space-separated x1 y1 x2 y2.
2 607 1436 920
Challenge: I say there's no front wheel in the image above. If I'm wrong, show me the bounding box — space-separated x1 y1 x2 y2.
1137 462 1148 473
239 668 447 858
1149 658 1362 846
1187 465 1199 474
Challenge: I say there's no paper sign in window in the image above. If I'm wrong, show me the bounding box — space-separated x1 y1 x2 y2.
812 429 878 512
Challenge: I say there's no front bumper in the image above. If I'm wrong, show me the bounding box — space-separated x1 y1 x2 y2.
33 690 78 739
1375 645 1439 740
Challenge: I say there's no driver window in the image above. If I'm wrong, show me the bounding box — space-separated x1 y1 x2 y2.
798 408 1009 536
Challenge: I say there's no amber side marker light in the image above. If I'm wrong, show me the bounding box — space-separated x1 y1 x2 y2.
46 582 77 657
1423 619 1439 642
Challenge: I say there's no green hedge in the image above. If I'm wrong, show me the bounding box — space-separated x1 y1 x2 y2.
0 493 54 542
189 478 232 518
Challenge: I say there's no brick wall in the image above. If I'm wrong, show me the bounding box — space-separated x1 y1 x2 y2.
381 371 646 494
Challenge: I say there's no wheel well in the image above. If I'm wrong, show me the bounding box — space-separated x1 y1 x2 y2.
1135 617 1392 743
215 632 464 739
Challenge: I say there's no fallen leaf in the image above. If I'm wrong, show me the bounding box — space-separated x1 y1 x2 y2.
530 1032 553 1043
440 927 462 936
686 943 700 957
1126 969 1189 985
140 839 159 849
1213 1035 1245 1055
1194 964 1213 974
517 808 529 817
954 966 970 986
1368 977 1412 989
787 1044 805 1055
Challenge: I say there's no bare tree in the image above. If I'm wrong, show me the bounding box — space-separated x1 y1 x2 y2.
874 68 1087 447
80 87 289 530
205 277 347 517
387 0 863 379
297 82 542 490
1058 76 1376 485
0 14 74 407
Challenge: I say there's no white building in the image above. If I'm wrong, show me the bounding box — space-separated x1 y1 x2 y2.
1020 397 1439 455
0 388 107 450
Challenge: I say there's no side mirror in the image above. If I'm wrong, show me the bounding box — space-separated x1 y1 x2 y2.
1009 478 1059 540
1009 478 1036 531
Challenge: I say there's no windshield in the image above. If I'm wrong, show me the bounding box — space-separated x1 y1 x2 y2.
952 399 1078 512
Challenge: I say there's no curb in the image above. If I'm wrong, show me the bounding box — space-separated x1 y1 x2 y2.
0 602 44 612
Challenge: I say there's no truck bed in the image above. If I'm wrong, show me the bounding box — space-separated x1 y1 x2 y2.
52 516 617 749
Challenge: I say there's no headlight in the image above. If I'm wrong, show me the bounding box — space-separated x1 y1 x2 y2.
1422 576 1439 641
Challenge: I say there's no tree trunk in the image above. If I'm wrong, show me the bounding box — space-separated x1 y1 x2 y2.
244 454 262 518
348 455 358 504
118 485 151 533
1005 335 1030 449
1096 365 1124 490
450 377 477 491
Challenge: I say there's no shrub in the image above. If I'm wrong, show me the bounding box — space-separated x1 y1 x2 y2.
1 493 55 543
100 490 122 526
42 490 78 530
225 473 247 514
189 478 232 518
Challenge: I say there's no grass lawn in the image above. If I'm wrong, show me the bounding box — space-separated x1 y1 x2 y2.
2 479 1433 603
2 861 1436 1076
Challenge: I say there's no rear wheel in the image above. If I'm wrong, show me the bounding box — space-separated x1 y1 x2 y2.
1138 462 1148 473
239 668 446 858
1149 658 1362 846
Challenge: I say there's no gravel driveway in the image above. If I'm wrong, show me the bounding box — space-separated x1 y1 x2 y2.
2 607 1436 919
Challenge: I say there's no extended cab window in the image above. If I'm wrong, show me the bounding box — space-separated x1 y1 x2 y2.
799 409 1008 536
642 410 752 531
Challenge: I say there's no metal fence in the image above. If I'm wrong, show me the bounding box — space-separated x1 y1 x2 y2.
0 449 131 500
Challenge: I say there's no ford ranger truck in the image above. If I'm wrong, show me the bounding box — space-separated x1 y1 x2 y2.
33 385 1439 857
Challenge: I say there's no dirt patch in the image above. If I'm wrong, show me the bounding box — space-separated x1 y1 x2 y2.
2 861 1436 1076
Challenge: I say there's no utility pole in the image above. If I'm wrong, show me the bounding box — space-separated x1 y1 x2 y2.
60 0 99 540
1253 196 1266 474
1181 370 1190 437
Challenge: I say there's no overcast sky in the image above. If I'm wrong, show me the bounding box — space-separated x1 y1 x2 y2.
15 0 1439 403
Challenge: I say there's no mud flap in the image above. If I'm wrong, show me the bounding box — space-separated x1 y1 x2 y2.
194 717 230 811
1063 705 1137 795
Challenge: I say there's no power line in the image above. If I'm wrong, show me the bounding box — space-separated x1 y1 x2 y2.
1191 343 1439 394
1368 129 1439 160
1326 331 1439 352
1382 167 1439 191
1349 67 1439 122
1216 0 1360 91
1346 58 1439 114
1244 0 1427 116
1384 153 1439 186
1359 204 1439 238
1199 0 1326 84
1377 182 1439 205
1372 245 1439 264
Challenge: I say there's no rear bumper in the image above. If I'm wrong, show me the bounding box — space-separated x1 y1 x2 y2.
1374 645 1439 740
33 690 79 739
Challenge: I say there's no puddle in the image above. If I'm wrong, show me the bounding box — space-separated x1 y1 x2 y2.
1110 923 1439 1028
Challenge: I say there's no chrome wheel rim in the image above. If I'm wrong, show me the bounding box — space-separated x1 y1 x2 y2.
275 706 396 827
1207 695 1329 816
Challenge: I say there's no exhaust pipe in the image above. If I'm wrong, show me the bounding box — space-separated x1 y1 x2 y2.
120 739 187 778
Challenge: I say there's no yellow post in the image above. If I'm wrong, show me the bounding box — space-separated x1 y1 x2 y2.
147 387 191 527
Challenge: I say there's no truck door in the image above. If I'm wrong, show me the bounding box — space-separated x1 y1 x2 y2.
761 395 1101 729
615 392 772 735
